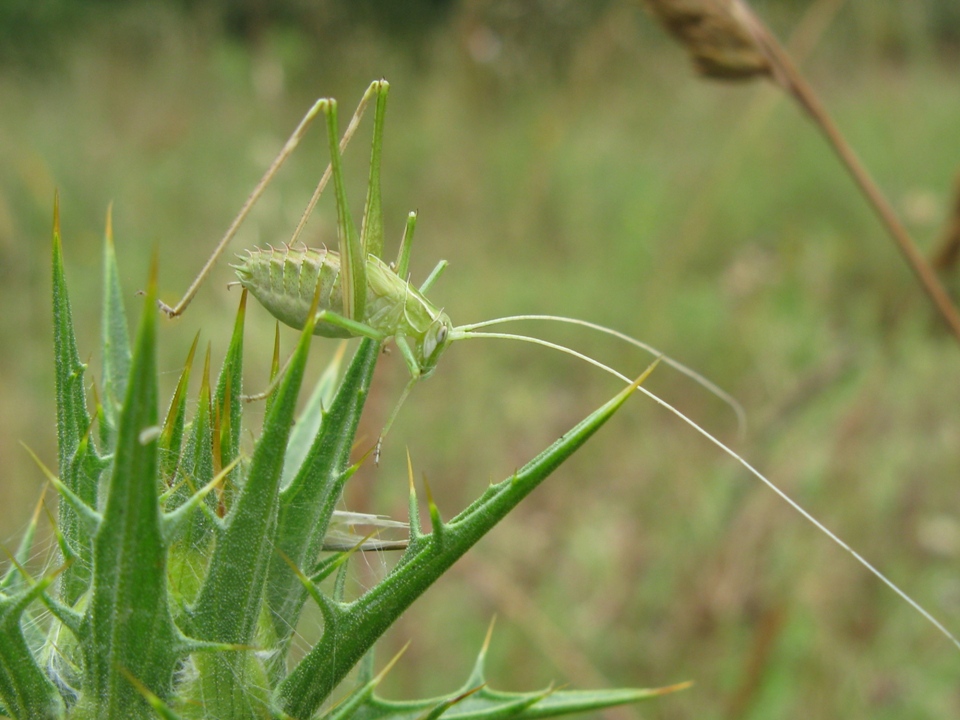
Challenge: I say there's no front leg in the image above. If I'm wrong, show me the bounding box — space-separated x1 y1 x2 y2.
393 335 421 379
376 334 420 464
313 310 387 342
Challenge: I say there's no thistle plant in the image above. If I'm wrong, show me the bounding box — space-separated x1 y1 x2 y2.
0 193 684 720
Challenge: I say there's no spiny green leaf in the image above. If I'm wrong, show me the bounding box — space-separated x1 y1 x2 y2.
121 667 185 720
163 344 219 620
159 332 199 483
164 346 217 612
346 685 690 720
405 451 422 540
23 442 102 537
168 345 217 538
192 304 314 642
52 194 90 484
51 195 103 606
83 258 181 718
424 477 444 548
322 642 406 720
0 577 66 718
213 289 246 497
326 625 688 720
99 206 132 449
266 338 378 649
0 492 45 594
263 323 282 419
186 293 317 717
277 373 648 718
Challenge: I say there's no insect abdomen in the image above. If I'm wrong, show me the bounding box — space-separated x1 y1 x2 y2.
233 245 353 338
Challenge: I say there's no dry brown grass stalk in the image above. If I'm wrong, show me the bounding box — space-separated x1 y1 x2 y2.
644 0 960 344
933 172 960 273
673 0 847 258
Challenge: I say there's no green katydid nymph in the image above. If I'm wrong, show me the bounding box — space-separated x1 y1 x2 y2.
158 80 960 652
158 79 743 459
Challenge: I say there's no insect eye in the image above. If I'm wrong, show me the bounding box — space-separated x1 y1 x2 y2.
436 325 448 345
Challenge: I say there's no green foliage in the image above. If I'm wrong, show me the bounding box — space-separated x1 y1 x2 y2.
4 5 960 716
0 200 677 717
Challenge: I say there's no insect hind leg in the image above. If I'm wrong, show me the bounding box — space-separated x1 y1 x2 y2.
287 81 385 250
159 81 383 319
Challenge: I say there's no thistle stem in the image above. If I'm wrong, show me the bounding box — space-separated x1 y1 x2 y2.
734 0 960 344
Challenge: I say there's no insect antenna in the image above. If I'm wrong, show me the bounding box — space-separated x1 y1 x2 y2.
456 314 746 434
450 323 960 652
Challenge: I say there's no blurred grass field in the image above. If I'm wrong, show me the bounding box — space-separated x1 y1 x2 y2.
2 0 960 717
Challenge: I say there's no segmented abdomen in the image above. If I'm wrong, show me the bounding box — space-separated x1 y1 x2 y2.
233 245 354 338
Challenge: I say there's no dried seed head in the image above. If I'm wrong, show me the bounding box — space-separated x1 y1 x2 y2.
642 0 770 80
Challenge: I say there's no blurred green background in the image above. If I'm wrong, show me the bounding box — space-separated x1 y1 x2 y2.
2 0 960 717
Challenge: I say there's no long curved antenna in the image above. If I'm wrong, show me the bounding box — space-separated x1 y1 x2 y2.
457 314 746 435
455 330 635 384
454 328 960 652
